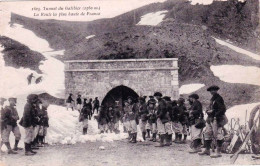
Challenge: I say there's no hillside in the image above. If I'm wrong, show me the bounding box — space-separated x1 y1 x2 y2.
1 0 259 108
11 0 259 52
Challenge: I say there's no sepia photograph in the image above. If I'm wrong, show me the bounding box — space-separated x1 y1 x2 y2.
0 0 259 165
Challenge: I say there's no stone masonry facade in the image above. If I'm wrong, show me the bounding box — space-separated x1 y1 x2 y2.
64 58 179 102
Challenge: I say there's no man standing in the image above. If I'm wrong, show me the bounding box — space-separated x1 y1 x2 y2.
136 97 148 141
126 96 137 143
38 100 49 145
187 94 204 153
178 98 189 143
21 94 39 155
66 94 74 111
80 101 91 135
171 100 183 143
154 92 171 147
199 86 227 158
76 95 82 112
27 73 34 85
93 97 100 114
147 99 157 142
1 98 22 154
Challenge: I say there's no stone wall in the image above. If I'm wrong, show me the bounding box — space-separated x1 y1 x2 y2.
64 58 179 101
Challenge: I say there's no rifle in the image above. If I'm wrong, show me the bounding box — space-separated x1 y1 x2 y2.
230 113 260 164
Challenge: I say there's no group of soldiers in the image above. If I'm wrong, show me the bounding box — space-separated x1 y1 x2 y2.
117 85 227 158
0 94 49 156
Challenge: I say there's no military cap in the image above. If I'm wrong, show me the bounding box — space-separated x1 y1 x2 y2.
154 92 162 97
8 97 17 102
207 85 220 92
189 94 199 100
172 100 178 106
149 96 154 99
163 96 171 101
0 98 7 102
178 98 185 103
27 94 38 102
148 99 156 105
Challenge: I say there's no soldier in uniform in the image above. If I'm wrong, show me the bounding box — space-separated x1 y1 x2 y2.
93 97 100 114
126 96 137 143
199 85 227 158
76 94 82 112
80 100 91 135
66 93 74 111
147 98 157 142
171 99 183 143
187 94 204 153
1 98 22 154
178 98 189 143
136 97 149 141
97 105 109 133
154 92 172 147
38 100 49 145
163 96 174 145
123 100 131 136
21 94 39 155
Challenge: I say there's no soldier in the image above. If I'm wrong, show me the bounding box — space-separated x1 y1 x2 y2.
0 98 7 151
199 86 227 158
177 98 189 143
136 97 149 141
154 92 172 147
97 105 109 133
31 99 42 148
38 100 49 145
27 73 34 85
147 98 157 142
76 94 82 112
93 97 100 114
66 93 74 111
1 97 22 154
123 100 131 136
187 94 204 153
20 94 39 155
125 96 137 143
171 99 183 143
162 96 173 145
110 105 121 133
80 100 91 135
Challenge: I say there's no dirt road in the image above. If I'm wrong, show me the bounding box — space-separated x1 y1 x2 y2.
0 140 258 166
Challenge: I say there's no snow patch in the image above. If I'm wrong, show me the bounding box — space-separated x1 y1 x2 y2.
0 23 65 98
225 102 260 129
179 83 205 94
189 0 246 5
214 37 260 61
210 65 260 86
86 35 95 39
137 10 168 26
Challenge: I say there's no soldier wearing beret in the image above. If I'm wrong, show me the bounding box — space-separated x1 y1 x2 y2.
188 94 204 154
147 99 157 142
126 96 137 143
199 85 227 158
171 99 183 144
154 92 172 147
177 98 189 143
136 96 149 141
1 97 21 154
20 94 39 155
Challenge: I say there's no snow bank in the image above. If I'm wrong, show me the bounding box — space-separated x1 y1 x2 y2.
46 105 130 144
179 83 205 94
137 10 168 26
214 37 260 61
210 65 260 86
86 35 95 39
189 0 246 5
225 102 260 130
0 23 65 98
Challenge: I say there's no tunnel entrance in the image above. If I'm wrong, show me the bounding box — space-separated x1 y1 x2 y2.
101 85 139 111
